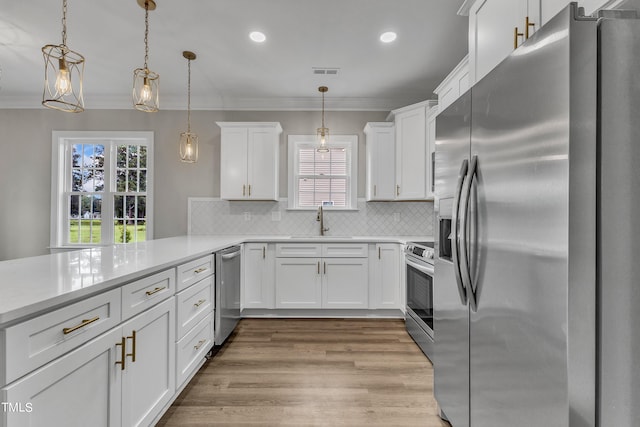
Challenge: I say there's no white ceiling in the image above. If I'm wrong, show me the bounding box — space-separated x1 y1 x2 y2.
0 0 468 111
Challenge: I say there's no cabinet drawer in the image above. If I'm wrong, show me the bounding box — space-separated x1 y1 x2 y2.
176 276 213 340
177 254 214 292
275 243 322 258
176 313 213 388
122 269 174 320
1 288 121 386
322 243 368 258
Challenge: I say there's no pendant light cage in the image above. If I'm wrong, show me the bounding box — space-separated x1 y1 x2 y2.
133 0 159 112
179 51 198 163
42 0 85 113
316 86 330 153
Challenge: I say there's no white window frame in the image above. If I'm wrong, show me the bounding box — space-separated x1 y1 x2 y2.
50 131 154 249
287 134 358 210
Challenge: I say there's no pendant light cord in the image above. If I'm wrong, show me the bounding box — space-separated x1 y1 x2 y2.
321 90 325 128
187 58 191 133
61 0 67 47
143 1 150 70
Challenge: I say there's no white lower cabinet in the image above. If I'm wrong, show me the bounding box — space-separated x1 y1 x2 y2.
1 326 122 427
370 244 403 310
322 258 369 309
274 244 369 309
275 258 322 308
243 243 275 309
121 298 175 427
176 313 213 388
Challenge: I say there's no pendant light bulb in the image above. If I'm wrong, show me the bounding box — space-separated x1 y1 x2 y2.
140 78 152 102
55 62 72 96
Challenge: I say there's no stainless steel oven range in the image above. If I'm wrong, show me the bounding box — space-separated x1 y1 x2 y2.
404 241 434 361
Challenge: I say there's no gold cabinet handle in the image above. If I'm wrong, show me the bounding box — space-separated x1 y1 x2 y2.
317 261 320 274
145 286 166 296
525 16 535 39
243 184 246 196
115 336 126 371
126 330 136 363
396 185 400 196
63 316 100 335
194 267 207 274
194 339 207 350
378 247 381 259
248 185 252 196
514 27 524 49
262 246 266 259
194 299 206 308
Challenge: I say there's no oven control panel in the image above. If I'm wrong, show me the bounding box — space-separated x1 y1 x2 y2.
405 243 434 261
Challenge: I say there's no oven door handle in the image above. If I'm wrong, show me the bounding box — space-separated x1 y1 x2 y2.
405 257 434 276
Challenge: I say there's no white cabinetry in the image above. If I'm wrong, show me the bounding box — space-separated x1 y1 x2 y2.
217 122 282 201
174 254 214 389
364 122 396 201
433 55 469 113
464 0 620 85
426 105 439 200
2 326 122 427
121 298 175 427
370 244 403 310
389 100 438 201
1 297 175 427
275 243 369 309
243 243 275 309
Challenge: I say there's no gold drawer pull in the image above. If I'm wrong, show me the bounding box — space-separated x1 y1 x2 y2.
194 299 206 308
145 286 166 296
194 267 207 274
63 316 100 335
194 339 207 350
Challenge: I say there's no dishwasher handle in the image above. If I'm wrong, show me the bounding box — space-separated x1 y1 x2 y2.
220 247 241 260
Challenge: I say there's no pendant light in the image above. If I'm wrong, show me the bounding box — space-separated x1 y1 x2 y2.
133 0 159 112
316 86 330 153
179 51 198 163
42 0 84 113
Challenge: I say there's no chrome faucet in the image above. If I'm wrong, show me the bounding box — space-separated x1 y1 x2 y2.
316 205 329 236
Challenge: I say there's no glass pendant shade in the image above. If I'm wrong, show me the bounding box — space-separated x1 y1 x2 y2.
179 50 198 163
316 126 330 153
42 0 84 113
179 132 198 163
133 68 159 112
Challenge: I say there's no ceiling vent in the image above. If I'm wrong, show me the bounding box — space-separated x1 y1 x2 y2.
313 67 340 75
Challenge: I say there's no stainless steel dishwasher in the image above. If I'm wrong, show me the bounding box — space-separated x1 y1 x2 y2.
214 245 241 345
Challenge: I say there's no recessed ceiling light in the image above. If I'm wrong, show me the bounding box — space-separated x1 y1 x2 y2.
380 32 397 43
249 31 266 43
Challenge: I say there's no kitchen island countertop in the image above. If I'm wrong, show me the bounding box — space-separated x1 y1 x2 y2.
0 235 431 326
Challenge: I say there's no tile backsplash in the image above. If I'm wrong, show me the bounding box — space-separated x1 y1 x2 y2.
188 198 434 237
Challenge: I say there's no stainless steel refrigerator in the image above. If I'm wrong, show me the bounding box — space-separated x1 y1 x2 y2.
434 3 640 427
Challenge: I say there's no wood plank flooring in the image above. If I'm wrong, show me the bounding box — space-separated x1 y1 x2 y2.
157 318 451 426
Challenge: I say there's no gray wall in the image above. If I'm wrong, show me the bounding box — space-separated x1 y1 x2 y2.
0 108 387 260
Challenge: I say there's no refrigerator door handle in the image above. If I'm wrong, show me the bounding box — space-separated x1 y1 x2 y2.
460 155 478 311
451 158 469 306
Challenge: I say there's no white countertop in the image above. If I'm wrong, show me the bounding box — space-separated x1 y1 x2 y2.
0 235 431 326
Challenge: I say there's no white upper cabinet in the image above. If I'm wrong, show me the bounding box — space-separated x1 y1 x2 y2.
463 0 621 85
364 122 396 201
217 122 282 201
389 100 437 201
433 55 470 113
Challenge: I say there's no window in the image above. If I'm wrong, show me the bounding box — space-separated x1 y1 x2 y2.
288 135 357 209
51 131 153 248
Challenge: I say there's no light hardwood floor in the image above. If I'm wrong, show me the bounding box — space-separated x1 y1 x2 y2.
157 318 451 426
